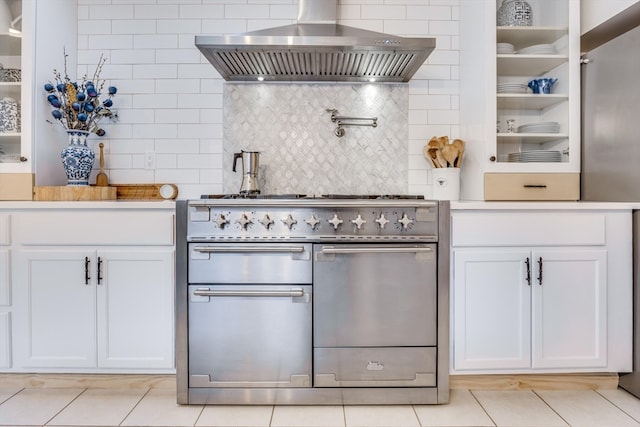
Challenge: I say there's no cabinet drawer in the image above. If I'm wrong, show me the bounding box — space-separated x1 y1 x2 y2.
0 214 9 245
16 211 174 245
484 173 579 201
452 212 606 247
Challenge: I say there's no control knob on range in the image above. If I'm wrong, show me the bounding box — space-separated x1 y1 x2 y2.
398 213 414 229
374 213 390 229
236 213 253 230
351 214 367 230
214 214 229 229
259 214 274 229
328 214 344 230
282 214 297 230
305 214 321 230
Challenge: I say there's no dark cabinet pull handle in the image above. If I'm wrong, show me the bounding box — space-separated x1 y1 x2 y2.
84 256 91 285
525 257 531 286
97 257 103 285
537 257 543 285
524 184 548 188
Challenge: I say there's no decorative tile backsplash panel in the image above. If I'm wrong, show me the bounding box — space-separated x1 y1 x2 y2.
223 83 408 196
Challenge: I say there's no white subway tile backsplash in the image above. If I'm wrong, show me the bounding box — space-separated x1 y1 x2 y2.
133 34 179 49
110 49 156 64
157 20 203 34
132 64 178 79
134 4 179 19
112 20 157 34
76 0 459 196
89 5 135 20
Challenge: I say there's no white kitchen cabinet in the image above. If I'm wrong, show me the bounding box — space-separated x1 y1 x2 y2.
450 207 632 374
14 248 174 370
0 214 11 368
10 206 175 373
453 247 606 371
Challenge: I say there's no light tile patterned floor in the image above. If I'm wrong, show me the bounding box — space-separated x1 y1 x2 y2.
0 387 638 427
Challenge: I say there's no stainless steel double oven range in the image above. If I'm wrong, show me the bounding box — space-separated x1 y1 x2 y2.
176 195 450 405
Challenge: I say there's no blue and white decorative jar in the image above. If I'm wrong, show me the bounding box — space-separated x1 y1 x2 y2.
497 0 533 26
61 130 95 186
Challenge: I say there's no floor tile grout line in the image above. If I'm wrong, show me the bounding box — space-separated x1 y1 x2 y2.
531 389 572 427
468 389 498 427
594 388 640 424
42 387 88 427
118 387 152 427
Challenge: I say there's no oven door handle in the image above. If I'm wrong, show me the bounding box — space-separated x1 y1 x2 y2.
192 245 306 254
193 288 305 298
319 246 433 255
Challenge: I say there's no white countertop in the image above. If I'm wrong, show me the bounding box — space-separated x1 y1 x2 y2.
451 200 640 210
0 200 176 209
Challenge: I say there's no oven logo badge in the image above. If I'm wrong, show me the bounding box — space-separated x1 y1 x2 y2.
366 361 385 371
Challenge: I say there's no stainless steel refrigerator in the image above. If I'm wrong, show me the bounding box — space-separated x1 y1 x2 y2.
581 23 640 398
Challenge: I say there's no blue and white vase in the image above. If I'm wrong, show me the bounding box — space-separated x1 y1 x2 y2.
61 130 95 186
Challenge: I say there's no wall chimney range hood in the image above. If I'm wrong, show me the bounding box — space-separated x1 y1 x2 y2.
195 0 436 83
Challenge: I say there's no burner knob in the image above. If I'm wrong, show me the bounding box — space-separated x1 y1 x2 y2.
398 213 414 229
328 214 344 230
259 214 274 230
351 214 367 230
214 214 229 229
305 214 321 230
375 213 390 229
282 214 297 230
236 213 253 230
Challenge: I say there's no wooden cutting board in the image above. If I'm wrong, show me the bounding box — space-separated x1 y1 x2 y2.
34 186 117 201
115 184 178 200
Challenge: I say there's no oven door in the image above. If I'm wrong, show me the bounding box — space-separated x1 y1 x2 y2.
313 243 437 347
188 284 312 388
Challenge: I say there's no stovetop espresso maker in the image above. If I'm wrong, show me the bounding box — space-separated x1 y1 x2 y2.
233 150 261 194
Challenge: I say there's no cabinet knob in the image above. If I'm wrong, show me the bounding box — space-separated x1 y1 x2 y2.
489 155 497 162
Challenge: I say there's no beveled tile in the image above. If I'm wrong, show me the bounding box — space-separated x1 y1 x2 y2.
472 390 568 427
597 388 640 422
120 388 203 427
537 390 640 427
0 388 22 405
271 405 345 427
48 388 147 426
196 405 273 427
414 389 495 426
0 388 84 426
344 405 419 427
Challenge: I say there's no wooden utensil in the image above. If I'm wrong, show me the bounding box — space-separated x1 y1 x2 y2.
423 145 438 168
452 139 465 167
96 143 108 186
441 144 459 167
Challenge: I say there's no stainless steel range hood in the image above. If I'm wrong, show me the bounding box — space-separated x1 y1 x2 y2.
194 0 435 83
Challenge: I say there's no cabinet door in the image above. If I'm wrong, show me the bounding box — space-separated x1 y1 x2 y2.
13 249 97 368
453 249 531 370
96 248 174 369
531 249 607 369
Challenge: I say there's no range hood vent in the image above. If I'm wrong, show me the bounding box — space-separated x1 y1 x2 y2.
195 1 435 83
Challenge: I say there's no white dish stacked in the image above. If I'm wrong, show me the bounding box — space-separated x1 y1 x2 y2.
517 121 560 133
517 44 556 55
497 43 515 54
497 82 528 94
508 150 562 163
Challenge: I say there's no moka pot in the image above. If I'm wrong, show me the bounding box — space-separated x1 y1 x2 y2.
233 150 261 194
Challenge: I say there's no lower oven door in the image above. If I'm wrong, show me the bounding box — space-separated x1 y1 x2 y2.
313 243 437 347
188 284 312 388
